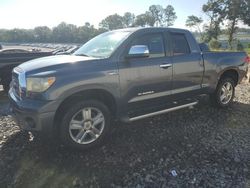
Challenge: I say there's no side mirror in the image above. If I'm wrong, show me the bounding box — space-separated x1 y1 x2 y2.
126 45 150 58
199 43 210 52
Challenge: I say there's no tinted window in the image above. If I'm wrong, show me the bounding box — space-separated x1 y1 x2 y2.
131 33 165 58
171 33 190 55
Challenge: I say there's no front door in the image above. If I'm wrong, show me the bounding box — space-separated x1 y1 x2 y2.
118 32 173 117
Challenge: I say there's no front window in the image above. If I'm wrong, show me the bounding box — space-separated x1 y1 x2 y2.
129 33 165 58
74 31 131 58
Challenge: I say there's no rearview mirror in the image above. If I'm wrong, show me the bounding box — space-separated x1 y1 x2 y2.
126 45 149 58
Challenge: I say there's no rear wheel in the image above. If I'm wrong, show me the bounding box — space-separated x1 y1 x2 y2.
210 77 235 108
60 100 111 150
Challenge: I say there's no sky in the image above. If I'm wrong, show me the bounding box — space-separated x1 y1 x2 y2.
0 0 213 29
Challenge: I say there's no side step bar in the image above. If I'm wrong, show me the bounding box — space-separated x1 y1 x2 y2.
129 101 198 122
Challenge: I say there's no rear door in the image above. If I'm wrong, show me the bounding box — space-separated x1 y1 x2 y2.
170 31 204 98
118 32 173 117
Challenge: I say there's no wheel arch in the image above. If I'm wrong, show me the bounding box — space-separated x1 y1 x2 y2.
54 88 118 129
218 68 239 86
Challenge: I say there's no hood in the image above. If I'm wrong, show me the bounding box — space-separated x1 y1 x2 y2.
18 55 97 73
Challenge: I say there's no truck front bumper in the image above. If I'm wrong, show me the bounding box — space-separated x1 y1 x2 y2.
8 90 61 135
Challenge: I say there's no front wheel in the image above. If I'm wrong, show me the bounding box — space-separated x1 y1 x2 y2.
60 100 111 150
210 78 235 108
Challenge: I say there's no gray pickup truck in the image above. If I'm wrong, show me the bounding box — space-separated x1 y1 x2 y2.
9 27 249 150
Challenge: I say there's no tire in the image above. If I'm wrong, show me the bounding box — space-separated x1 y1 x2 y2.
210 77 235 108
60 100 111 150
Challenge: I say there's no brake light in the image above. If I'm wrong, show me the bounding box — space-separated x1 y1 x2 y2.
244 56 250 64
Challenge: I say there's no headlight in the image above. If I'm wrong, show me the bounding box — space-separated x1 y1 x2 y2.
26 77 55 92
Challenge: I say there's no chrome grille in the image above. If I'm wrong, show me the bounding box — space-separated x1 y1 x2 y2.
12 67 26 99
12 71 21 99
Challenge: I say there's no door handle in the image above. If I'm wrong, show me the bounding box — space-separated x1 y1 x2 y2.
160 64 172 69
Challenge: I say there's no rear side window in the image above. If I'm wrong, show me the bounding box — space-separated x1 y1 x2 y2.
171 33 190 55
131 33 165 58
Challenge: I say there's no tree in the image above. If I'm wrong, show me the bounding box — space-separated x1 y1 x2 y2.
76 22 99 43
209 38 221 49
202 0 225 42
134 11 155 27
34 26 52 42
164 5 177 27
134 4 177 27
186 15 203 41
52 22 78 43
123 12 135 27
224 0 244 48
134 14 148 27
203 0 246 48
241 0 250 26
236 40 244 51
99 14 124 30
186 15 203 32
148 5 165 26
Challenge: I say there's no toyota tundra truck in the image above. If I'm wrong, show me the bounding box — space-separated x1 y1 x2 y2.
8 27 249 150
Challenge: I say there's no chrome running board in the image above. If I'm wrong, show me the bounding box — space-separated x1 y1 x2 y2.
129 101 198 122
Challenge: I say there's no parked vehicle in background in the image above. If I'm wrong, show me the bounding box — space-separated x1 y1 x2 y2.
55 46 80 55
9 27 249 150
0 49 32 54
0 50 52 92
52 47 67 55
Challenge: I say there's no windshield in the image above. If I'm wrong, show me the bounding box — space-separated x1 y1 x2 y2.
74 31 131 58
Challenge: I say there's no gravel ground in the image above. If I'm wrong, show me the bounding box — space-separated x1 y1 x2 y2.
0 83 249 188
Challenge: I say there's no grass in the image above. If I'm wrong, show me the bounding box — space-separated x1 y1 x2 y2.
244 48 250 55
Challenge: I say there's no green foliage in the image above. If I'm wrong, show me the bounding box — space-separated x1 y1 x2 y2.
99 14 124 30
248 44 250 48
185 15 203 41
148 5 165 26
186 15 203 28
134 14 148 27
0 22 102 44
123 12 135 27
34 26 52 42
202 0 247 48
98 4 176 29
202 0 225 42
241 0 250 26
236 40 244 51
164 5 177 27
209 38 221 49
245 48 250 55
0 4 178 43
133 4 177 27
225 0 244 48
202 23 221 43
52 22 77 43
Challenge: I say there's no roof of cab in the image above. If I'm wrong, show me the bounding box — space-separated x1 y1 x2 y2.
113 27 190 33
